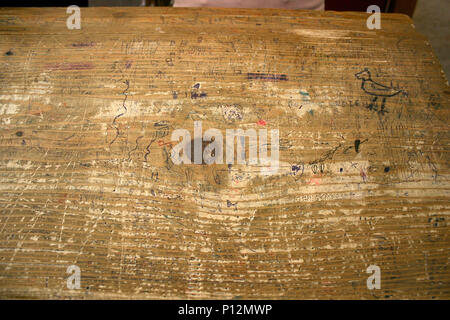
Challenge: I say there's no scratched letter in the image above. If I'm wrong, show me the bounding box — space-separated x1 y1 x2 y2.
366 5 381 30
66 5 81 30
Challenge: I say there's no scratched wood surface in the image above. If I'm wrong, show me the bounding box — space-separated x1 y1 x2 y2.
0 7 449 299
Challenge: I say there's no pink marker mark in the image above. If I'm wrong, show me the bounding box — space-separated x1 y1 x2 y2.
360 169 367 182
158 140 172 147
308 178 321 185
257 119 267 126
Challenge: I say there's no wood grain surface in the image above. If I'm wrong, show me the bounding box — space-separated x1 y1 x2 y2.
0 7 448 299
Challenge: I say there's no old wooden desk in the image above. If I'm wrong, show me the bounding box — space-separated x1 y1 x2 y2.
0 7 448 299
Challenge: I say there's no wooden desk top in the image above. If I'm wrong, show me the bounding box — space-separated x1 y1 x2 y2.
0 7 448 299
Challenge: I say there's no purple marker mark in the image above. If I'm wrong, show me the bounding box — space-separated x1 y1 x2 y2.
72 42 96 48
191 91 207 99
247 73 288 81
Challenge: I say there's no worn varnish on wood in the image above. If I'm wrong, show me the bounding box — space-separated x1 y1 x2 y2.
0 8 448 299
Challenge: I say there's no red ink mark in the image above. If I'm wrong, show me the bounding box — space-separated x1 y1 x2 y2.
360 169 367 182
58 193 68 204
158 140 172 147
308 178 321 185
257 119 267 126
46 62 94 71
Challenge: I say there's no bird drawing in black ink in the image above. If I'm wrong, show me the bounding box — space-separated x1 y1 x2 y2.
355 68 405 115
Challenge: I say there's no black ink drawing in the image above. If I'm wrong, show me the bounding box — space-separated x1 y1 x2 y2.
247 73 288 81
127 135 143 161
355 68 406 115
110 79 129 147
144 121 170 162
191 83 207 99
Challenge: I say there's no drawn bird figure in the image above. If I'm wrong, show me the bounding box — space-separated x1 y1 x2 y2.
355 68 405 114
